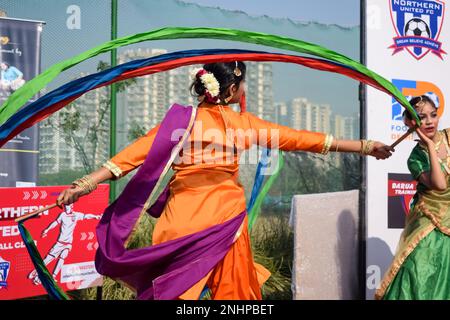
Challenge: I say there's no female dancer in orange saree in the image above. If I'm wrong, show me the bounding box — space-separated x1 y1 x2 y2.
57 61 393 300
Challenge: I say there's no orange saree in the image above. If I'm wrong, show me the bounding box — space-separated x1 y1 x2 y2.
103 102 330 299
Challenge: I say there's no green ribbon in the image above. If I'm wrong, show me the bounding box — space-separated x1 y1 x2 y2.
248 150 285 230
18 222 70 300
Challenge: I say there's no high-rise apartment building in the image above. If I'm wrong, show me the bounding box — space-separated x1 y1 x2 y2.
39 80 109 174
245 62 274 122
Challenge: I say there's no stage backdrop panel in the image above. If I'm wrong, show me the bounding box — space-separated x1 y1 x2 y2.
365 0 450 299
290 190 359 300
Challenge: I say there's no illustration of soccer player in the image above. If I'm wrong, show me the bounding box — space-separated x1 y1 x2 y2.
27 203 101 284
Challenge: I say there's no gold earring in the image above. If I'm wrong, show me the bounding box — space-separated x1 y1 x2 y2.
224 95 233 103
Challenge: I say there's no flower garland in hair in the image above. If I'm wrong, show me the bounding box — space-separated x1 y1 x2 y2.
191 68 221 103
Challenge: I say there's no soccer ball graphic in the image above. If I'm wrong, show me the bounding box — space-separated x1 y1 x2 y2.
404 18 431 38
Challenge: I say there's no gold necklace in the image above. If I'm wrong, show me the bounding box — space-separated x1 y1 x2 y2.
434 131 443 152
420 131 443 152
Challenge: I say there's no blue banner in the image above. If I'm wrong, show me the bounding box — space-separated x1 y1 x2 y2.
0 17 44 187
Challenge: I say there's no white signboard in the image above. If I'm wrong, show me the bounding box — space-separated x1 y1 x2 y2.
365 0 449 299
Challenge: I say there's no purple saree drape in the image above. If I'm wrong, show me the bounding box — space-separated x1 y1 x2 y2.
95 104 245 300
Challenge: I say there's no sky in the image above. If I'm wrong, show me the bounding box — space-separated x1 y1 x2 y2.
181 0 360 27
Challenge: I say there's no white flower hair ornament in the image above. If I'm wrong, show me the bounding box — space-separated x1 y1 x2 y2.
192 68 221 103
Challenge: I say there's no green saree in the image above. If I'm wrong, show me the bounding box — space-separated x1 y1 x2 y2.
376 129 450 300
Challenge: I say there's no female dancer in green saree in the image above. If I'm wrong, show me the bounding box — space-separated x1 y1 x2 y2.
377 95 450 300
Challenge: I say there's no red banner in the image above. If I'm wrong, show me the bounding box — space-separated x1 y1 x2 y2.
387 174 418 229
0 185 109 299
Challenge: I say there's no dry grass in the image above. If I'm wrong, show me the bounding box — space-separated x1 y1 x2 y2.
79 214 293 300
251 215 293 299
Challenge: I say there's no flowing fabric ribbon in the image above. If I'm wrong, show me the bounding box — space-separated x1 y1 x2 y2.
17 220 70 300
0 27 419 130
1 49 408 148
247 149 285 230
7 48 374 299
6 27 420 299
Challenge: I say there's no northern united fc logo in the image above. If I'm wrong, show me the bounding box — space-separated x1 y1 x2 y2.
0 256 10 289
389 0 446 60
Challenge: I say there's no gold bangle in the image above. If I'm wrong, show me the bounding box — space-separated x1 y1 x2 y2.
360 139 366 155
72 175 97 194
335 140 340 153
365 140 375 155
321 134 334 155
360 139 375 155
83 176 96 193
72 178 89 193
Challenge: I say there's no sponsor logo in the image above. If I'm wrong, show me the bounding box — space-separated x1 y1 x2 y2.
0 256 11 288
389 0 446 60
387 173 417 228
391 79 444 141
